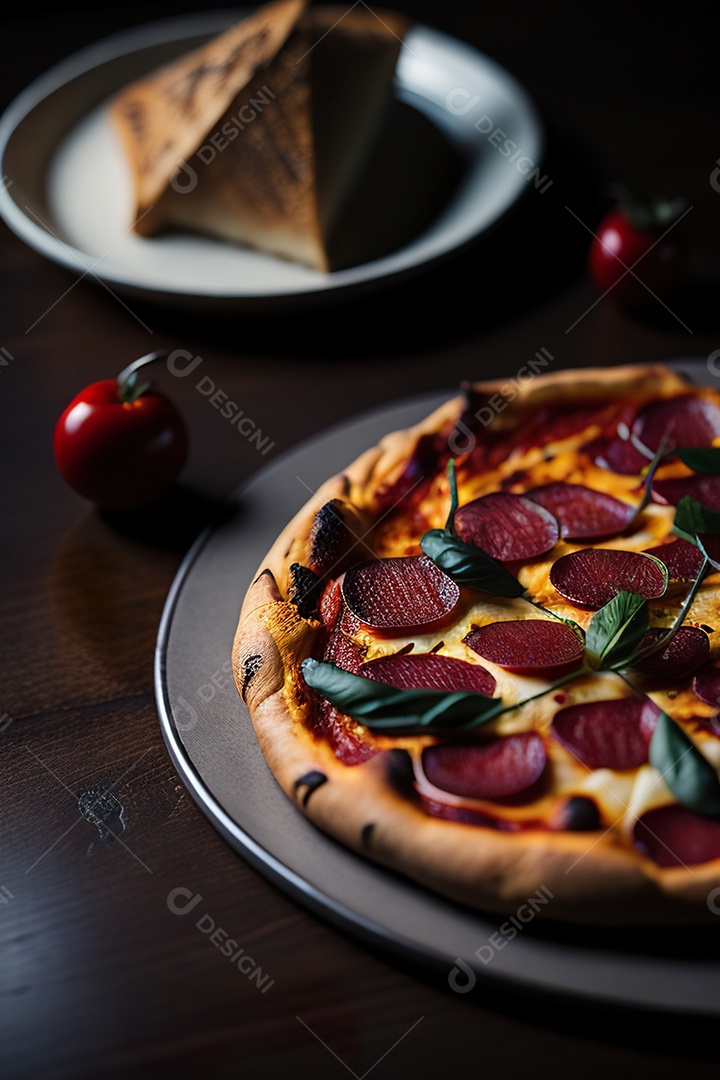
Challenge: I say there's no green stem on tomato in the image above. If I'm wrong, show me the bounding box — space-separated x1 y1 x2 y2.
116 350 169 404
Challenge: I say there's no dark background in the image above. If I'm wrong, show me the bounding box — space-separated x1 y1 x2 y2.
2 3 720 1078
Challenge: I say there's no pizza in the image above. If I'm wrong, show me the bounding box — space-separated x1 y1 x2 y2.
232 363 720 925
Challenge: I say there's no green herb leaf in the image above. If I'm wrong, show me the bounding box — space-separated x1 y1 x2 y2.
628 437 670 523
649 710 720 817
444 458 460 532
420 530 526 598
672 496 720 544
301 658 504 733
675 448 720 474
585 591 648 670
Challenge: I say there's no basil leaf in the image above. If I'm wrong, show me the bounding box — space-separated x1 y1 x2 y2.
420 530 525 598
585 591 648 670
649 710 720 817
630 438 669 522
445 458 460 532
672 496 720 544
301 658 504 732
675 448 720 474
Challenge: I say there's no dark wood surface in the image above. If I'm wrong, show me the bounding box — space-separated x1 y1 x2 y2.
2 3 720 1077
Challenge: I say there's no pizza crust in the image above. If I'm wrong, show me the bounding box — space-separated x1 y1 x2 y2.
233 364 720 925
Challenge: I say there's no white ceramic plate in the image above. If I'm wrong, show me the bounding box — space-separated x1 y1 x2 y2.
155 361 720 1015
0 9 544 309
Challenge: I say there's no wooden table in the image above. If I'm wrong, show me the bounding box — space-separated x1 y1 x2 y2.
2 3 720 1076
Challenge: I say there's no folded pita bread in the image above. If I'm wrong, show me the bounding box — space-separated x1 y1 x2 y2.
110 1 410 271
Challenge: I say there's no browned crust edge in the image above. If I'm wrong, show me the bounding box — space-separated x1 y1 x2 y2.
232 363 720 925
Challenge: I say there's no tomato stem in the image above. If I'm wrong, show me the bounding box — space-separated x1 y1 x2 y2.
116 350 169 403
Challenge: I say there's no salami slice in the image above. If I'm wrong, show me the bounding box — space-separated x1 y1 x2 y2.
549 548 667 609
642 537 704 580
463 619 584 675
632 626 710 682
454 492 559 562
583 435 650 475
341 555 460 633
421 732 547 799
551 696 659 770
693 664 720 708
526 482 636 540
321 627 367 674
652 473 720 510
359 652 496 696
549 795 602 831
416 797 514 829
632 395 720 454
633 805 720 867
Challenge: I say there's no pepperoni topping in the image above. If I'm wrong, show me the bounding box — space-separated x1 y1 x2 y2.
321 627 367 674
341 555 459 634
359 652 496 696
549 795 603 831
421 732 547 799
455 492 559 562
417 797 513 829
583 435 650 475
632 395 720 454
652 473 720 510
316 699 379 764
463 619 584 675
551 696 659 770
633 805 720 867
632 626 710 683
549 548 667 609
693 664 720 708
642 537 705 580
525 482 636 540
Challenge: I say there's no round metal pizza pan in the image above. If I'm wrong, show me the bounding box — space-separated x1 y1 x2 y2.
155 360 720 1015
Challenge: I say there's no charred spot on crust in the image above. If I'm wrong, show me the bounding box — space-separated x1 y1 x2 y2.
288 563 322 620
309 500 359 576
452 381 492 448
294 770 328 806
253 568 274 585
241 654 263 697
360 823 374 849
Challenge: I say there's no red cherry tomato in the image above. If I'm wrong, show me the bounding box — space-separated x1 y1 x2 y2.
588 199 686 308
54 378 188 510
